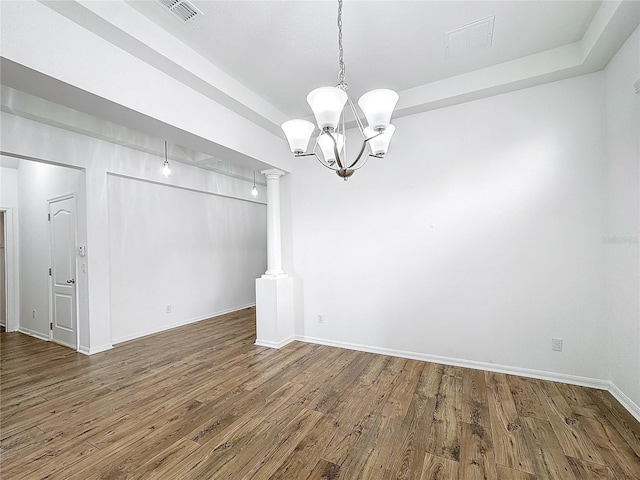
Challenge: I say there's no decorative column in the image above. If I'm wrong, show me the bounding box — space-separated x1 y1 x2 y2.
262 169 285 277
255 169 294 348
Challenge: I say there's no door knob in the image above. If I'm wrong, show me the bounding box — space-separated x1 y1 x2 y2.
66 279 75 284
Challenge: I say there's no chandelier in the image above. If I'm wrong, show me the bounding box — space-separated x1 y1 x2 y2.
281 0 398 180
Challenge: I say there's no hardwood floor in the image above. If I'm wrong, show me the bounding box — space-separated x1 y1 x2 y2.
1 307 639 479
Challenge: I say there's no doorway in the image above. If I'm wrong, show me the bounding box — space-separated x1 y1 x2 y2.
48 194 78 349
1 211 5 332
0 207 17 333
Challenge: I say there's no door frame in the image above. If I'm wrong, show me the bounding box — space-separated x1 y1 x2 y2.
0 207 18 332
47 193 79 349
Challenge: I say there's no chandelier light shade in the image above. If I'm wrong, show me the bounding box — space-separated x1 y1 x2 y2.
365 125 395 156
306 87 348 131
317 132 345 165
281 119 315 154
358 89 399 131
280 0 398 180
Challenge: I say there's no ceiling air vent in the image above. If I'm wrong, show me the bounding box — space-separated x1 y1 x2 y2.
445 16 495 58
157 0 201 22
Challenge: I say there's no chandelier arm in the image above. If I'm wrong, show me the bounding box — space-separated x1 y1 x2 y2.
365 131 384 141
351 153 373 171
347 131 384 170
340 103 347 163
346 141 369 170
296 151 339 171
346 96 367 136
326 130 345 170
313 152 339 171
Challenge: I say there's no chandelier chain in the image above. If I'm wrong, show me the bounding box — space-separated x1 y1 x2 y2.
337 0 346 89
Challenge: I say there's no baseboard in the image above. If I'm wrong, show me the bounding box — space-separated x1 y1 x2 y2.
609 382 640 423
78 344 113 356
17 327 114 355
111 304 256 345
18 326 49 342
294 335 611 391
255 335 295 349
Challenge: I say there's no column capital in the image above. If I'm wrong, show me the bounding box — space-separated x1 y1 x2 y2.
261 168 286 179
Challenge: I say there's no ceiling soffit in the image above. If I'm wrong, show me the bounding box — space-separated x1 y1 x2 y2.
118 0 639 123
6 1 640 139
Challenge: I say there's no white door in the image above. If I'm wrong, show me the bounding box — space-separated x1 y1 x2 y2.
49 195 77 349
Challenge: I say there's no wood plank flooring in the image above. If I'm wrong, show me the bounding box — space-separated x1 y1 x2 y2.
1 307 639 479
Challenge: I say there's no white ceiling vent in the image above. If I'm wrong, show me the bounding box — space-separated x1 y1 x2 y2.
445 16 495 58
157 0 202 22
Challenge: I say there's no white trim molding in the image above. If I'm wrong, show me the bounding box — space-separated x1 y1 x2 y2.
0 207 19 333
295 334 612 389
19 326 114 355
609 382 640 423
295 335 640 420
18 326 49 342
110 304 256 346
255 336 295 349
78 344 113 356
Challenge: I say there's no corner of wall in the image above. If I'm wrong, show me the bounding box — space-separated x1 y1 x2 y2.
609 381 640 423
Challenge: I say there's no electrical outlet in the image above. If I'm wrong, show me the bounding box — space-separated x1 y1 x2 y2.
32 309 37 319
317 314 324 324
165 305 172 314
552 338 563 352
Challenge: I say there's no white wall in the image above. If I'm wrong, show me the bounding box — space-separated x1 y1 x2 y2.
0 211 5 327
604 26 640 410
1 111 267 351
0 165 19 332
108 175 266 343
16 161 86 340
0 166 19 226
288 72 609 383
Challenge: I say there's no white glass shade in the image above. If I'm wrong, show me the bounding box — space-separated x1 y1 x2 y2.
307 87 348 131
251 185 259 198
358 89 399 130
318 132 345 165
365 124 396 156
281 119 315 154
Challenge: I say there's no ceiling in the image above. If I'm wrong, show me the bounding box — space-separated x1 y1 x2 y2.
1 0 638 174
127 0 602 119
